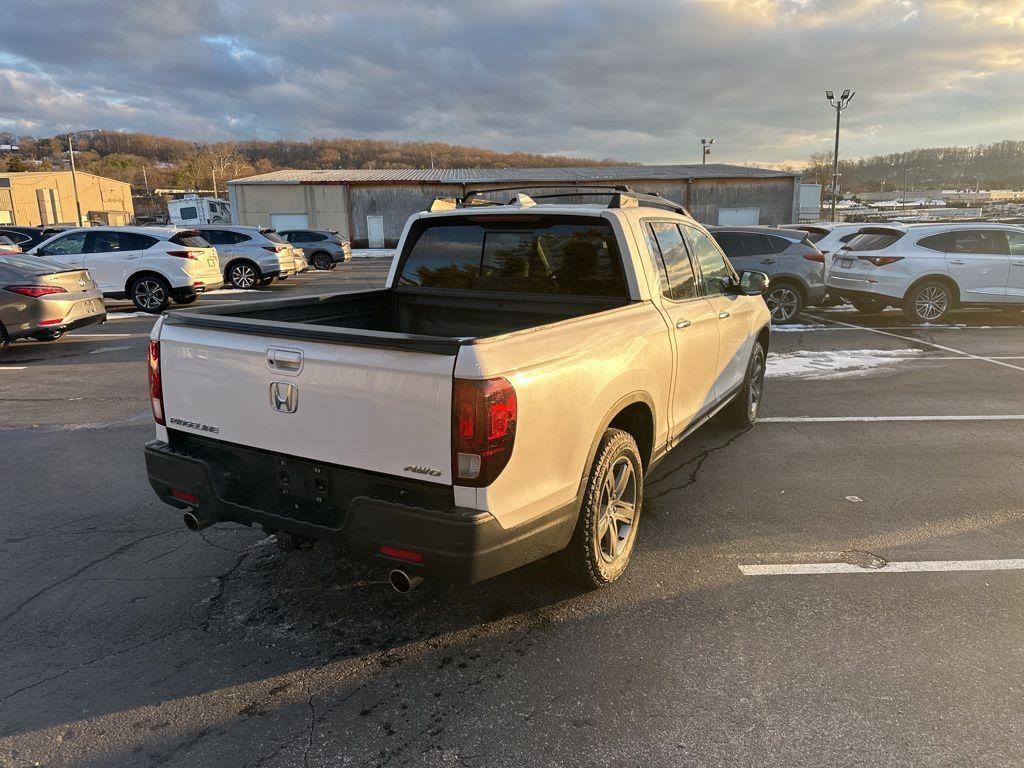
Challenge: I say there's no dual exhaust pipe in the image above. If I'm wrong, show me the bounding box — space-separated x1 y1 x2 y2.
182 511 423 594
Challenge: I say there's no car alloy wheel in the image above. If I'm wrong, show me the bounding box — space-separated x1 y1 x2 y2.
914 285 949 321
134 279 167 310
312 253 333 271
596 456 637 563
747 345 765 421
230 264 257 289
766 286 800 322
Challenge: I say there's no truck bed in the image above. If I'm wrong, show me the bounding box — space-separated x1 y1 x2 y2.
166 287 629 352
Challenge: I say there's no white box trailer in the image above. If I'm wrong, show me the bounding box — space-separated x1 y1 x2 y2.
168 195 231 226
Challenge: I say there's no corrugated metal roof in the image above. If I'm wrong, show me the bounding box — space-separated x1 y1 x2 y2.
228 164 798 185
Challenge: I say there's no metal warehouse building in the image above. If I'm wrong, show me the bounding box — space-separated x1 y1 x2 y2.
0 171 133 227
227 164 801 248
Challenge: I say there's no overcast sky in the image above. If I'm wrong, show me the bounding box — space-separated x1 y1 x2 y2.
1 0 1021 166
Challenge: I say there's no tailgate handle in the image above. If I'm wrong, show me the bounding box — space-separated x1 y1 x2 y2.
267 348 303 375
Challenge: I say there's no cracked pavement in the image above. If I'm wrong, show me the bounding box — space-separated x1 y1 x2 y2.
2 265 1024 766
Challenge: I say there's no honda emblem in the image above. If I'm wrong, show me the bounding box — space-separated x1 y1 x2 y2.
269 381 298 413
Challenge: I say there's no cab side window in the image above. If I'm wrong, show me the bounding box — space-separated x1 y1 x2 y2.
646 222 698 302
683 226 735 296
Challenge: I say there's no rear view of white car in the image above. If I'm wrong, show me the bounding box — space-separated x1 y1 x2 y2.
29 227 223 313
827 223 1024 322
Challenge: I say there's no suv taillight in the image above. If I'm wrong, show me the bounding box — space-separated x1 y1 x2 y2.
802 252 825 263
262 245 286 253
166 250 199 260
148 340 165 425
857 255 904 267
452 377 517 487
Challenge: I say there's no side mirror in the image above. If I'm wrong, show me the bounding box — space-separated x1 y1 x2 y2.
738 270 769 296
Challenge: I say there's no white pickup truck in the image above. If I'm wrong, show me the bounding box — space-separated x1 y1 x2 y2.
144 189 771 589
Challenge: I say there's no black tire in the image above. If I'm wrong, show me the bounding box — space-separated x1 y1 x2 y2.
173 294 198 305
227 261 260 289
562 429 643 589
850 298 887 314
30 330 65 341
129 275 171 313
719 342 766 428
257 277 274 287
902 280 953 323
311 252 335 271
765 281 803 324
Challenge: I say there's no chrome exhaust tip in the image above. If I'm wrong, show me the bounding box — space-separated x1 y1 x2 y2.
183 510 211 532
389 569 424 594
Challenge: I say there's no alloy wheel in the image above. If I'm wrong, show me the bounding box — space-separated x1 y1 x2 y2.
767 287 799 322
231 264 257 288
914 285 949 321
313 253 333 271
596 457 637 562
748 348 765 421
134 280 166 310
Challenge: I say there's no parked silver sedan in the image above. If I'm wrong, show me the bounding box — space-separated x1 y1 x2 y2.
0 253 106 343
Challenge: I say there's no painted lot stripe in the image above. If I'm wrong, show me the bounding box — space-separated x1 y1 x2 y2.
741 559 1024 576
816 316 1024 372
0 366 27 370
761 415 1024 423
67 333 139 338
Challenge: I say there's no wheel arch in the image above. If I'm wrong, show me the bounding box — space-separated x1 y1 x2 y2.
905 274 960 306
756 324 770 354
768 274 807 300
124 270 170 296
577 392 657 498
224 257 262 277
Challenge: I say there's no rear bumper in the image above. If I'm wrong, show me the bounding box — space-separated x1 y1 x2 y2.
144 436 577 584
827 274 904 302
11 311 106 340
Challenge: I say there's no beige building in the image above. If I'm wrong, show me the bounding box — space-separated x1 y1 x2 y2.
0 171 134 227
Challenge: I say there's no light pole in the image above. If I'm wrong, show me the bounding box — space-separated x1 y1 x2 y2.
66 129 101 226
825 89 855 222
700 138 715 165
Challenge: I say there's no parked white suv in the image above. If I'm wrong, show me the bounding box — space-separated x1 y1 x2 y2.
195 226 301 289
30 227 223 312
827 223 1024 322
144 189 771 589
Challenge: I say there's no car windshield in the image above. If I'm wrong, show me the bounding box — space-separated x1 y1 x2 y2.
261 230 288 244
0 252 73 273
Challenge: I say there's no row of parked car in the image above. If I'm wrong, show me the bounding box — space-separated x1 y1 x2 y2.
0 224 352 343
708 220 1024 323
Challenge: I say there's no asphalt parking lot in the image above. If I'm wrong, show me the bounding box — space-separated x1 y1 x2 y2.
2 262 1023 767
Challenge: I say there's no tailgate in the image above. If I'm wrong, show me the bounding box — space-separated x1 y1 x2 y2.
157 322 456 484
40 269 95 292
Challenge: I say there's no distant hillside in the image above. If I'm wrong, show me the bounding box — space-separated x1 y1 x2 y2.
805 140 1024 193
0 131 629 193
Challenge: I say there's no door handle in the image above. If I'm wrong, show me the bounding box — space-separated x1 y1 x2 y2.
675 320 691 330
948 259 965 265
760 259 775 265
718 311 731 320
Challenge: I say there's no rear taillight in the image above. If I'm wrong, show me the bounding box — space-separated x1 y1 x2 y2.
148 340 165 425
5 285 68 297
802 252 825 263
262 245 286 253
171 489 198 505
858 255 904 267
452 377 517 487
166 250 199 260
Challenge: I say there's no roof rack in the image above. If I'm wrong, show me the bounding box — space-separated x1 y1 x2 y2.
429 184 690 216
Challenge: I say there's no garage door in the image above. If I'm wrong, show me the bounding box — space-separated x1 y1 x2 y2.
270 213 309 230
717 207 760 226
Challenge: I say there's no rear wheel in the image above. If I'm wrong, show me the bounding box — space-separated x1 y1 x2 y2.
765 281 803 324
720 342 766 428
130 275 170 313
227 261 260 289
562 429 643 589
311 252 335 271
903 280 953 323
850 298 887 314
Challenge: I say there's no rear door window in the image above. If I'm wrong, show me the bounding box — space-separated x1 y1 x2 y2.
947 230 1009 255
399 216 626 297
647 222 697 301
712 232 770 259
917 233 951 252
683 226 734 296
764 235 794 254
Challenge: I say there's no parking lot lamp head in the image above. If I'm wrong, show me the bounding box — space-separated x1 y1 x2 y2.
825 90 855 222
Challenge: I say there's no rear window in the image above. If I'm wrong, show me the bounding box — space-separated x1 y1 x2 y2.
169 231 211 247
712 232 769 258
398 216 626 297
261 229 288 244
845 231 904 251
797 228 828 243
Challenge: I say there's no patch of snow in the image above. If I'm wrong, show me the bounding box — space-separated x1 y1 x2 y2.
351 249 395 259
107 311 158 320
209 288 261 294
769 323 829 332
766 349 923 380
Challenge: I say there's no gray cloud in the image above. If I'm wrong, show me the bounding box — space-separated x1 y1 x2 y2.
1 0 1021 163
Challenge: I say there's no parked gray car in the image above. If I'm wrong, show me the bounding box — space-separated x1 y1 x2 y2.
194 226 301 289
0 252 106 342
277 229 352 271
707 226 825 323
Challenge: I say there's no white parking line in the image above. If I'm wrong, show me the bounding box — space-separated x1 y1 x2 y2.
761 415 1024 423
67 333 139 338
816 316 1024 372
740 559 1024 576
0 366 27 370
